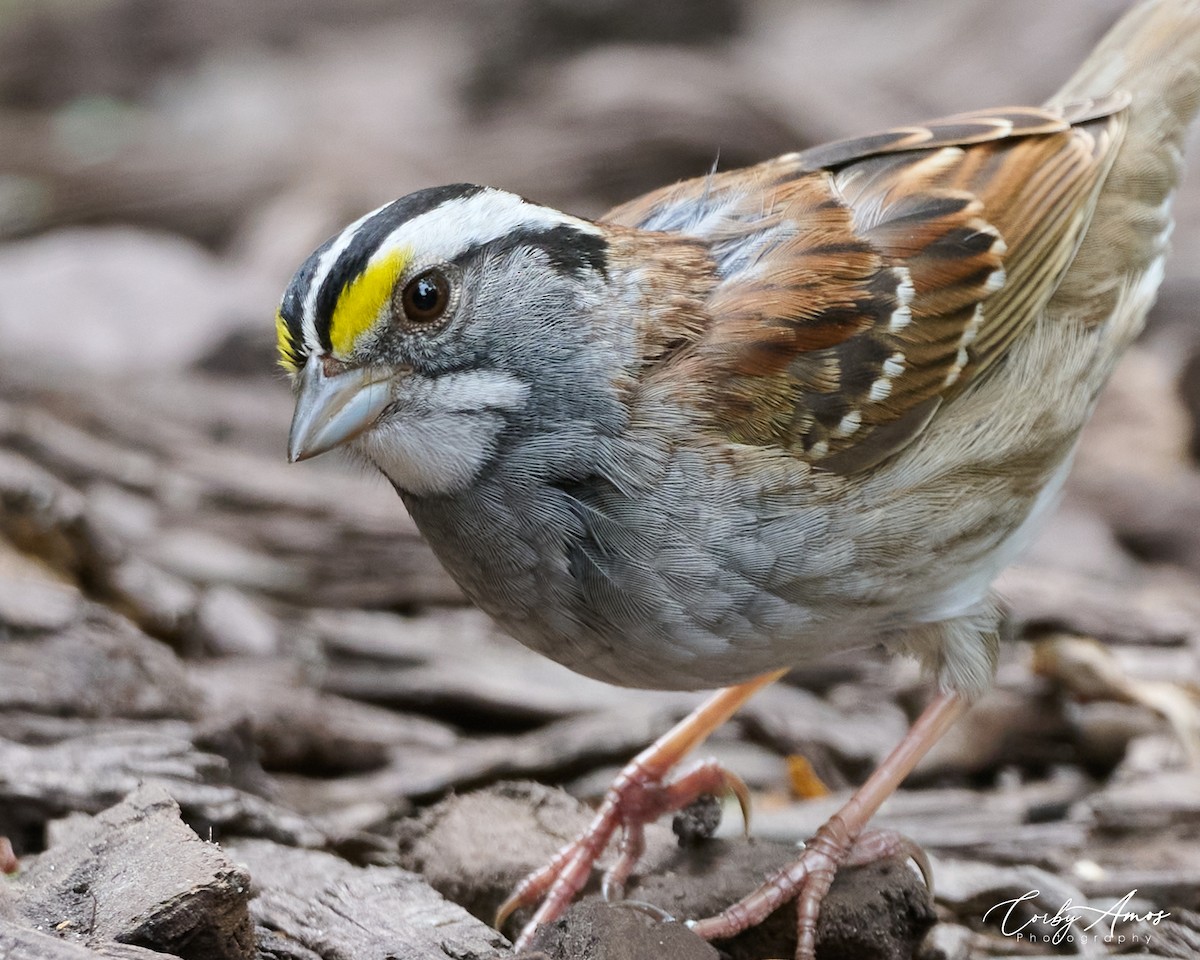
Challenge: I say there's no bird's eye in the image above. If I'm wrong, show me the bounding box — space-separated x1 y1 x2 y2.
399 269 451 326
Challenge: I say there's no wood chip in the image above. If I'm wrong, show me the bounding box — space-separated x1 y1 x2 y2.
11 784 253 960
229 837 510 960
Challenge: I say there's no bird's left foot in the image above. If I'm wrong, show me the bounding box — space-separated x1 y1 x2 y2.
496 673 786 950
496 756 750 950
689 822 930 960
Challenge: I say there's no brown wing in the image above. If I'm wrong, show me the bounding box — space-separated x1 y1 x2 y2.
604 98 1128 473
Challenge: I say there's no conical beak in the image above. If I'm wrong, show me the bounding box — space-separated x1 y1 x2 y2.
288 354 394 463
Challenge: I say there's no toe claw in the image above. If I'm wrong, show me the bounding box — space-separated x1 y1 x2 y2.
844 828 934 891
908 842 934 891
725 770 753 836
494 891 522 931
614 899 677 923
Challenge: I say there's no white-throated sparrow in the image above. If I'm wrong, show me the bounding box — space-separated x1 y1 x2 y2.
278 1 1200 956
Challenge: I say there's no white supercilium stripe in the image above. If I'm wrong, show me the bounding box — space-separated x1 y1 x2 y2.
301 200 394 351
369 189 602 268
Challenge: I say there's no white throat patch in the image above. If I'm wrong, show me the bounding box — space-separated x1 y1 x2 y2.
355 368 531 496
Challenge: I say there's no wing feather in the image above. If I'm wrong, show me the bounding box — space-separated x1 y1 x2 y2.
604 98 1128 472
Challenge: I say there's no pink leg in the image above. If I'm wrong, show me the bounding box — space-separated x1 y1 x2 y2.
688 690 966 959
0 837 15 874
497 669 787 951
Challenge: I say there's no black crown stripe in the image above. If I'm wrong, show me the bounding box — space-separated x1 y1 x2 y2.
312 184 486 351
458 223 608 278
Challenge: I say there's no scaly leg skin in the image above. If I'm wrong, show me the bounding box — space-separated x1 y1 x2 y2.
497 668 788 950
689 690 967 960
0 837 16 874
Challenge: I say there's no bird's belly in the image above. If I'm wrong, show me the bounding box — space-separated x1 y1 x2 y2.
479 468 1051 691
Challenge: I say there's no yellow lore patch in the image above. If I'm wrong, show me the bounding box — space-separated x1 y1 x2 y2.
329 247 411 357
275 309 299 373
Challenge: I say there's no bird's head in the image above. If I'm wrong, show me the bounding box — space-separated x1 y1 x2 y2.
277 184 623 496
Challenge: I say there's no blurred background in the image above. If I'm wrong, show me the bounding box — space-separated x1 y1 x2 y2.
2 1 1200 958
4 0 1180 383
